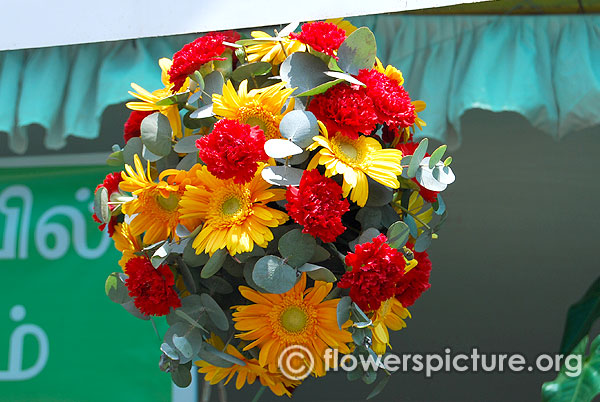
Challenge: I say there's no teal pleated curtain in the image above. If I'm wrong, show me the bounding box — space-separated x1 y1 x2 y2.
1 15 599 153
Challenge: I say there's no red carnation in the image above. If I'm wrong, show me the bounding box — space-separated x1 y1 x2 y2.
396 142 438 203
124 110 153 144
356 69 416 130
338 234 407 312
289 21 346 59
307 83 378 139
196 119 268 184
394 247 432 307
124 257 181 316
92 172 123 236
169 30 241 92
286 169 349 243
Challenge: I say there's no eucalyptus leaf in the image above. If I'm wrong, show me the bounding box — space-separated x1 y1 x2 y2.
433 194 446 215
151 243 170 268
190 104 213 119
264 139 304 159
310 245 331 263
296 79 343 97
122 137 143 167
174 135 202 153
298 263 337 282
176 152 200 171
231 62 272 82
106 150 124 166
337 296 352 329
278 229 317 267
414 230 433 252
416 166 448 192
280 52 332 94
428 145 447 168
337 27 377 75
365 178 394 207
261 165 304 187
105 272 129 304
201 248 227 278
93 187 110 224
404 213 418 238
362 369 377 385
142 145 162 162
171 361 193 388
367 374 391 400
279 110 319 148
356 207 382 230
407 138 428 178
198 343 246 368
187 90 202 105
252 255 297 294
172 335 194 359
323 70 365 86
121 300 150 320
200 293 229 331
183 240 210 267
433 165 456 185
387 221 410 250
278 21 299 37
444 156 453 166
199 276 234 294
349 228 380 252
141 113 172 156
164 322 204 364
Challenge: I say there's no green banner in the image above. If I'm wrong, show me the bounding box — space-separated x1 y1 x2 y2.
0 166 170 402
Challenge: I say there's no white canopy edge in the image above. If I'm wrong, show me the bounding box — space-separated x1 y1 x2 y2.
1 0 489 51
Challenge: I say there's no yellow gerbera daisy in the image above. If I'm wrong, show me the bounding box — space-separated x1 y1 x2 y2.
307 122 404 207
245 31 306 65
126 58 189 139
212 80 295 140
233 274 353 376
370 297 410 355
112 222 141 271
197 334 299 397
178 165 288 256
119 154 200 245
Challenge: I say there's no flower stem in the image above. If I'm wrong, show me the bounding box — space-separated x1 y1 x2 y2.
251 386 266 402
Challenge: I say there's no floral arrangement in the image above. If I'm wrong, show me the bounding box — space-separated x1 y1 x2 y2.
93 19 456 399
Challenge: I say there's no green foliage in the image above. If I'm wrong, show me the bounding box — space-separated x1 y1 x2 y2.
200 293 229 331
542 335 600 402
264 139 303 159
105 272 129 304
260 165 304 187
297 263 337 282
140 112 172 156
252 255 297 294
309 245 331 263
202 71 225 105
414 229 433 252
278 228 317 267
279 110 319 148
367 374 391 400
336 296 352 329
429 145 447 168
337 27 377 75
297 78 343 96
407 138 428 178
93 186 109 223
171 361 193 388
198 342 246 368
201 248 227 278
387 221 410 250
231 62 272 82
280 52 332 94
560 277 600 355
173 135 203 153
356 207 383 230
183 240 210 267
106 150 124 166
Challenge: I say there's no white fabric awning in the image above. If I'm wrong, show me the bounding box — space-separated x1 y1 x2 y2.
0 0 488 51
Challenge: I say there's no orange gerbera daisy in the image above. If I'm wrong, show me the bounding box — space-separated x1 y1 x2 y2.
197 334 299 397
233 274 352 376
119 154 201 245
112 222 142 271
178 165 288 256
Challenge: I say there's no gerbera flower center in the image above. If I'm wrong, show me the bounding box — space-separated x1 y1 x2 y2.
280 306 308 333
238 106 279 140
156 192 180 211
332 136 364 166
222 196 242 215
